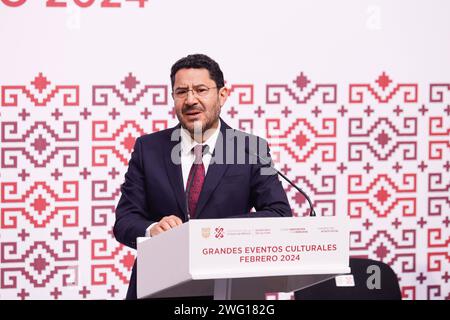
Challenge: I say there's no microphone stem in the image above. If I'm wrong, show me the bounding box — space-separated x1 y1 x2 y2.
252 151 316 217
275 169 316 217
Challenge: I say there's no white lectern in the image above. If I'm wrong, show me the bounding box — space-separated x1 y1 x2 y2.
137 216 349 300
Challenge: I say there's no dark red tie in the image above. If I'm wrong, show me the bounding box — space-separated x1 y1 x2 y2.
186 145 206 218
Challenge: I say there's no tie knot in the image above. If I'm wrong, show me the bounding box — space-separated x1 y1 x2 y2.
193 144 207 163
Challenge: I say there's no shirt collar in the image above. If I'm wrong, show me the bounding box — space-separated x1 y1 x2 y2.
180 120 221 156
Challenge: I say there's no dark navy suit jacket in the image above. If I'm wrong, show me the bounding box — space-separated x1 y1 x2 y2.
113 119 292 299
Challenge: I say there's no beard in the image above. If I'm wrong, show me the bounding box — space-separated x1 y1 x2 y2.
176 101 221 139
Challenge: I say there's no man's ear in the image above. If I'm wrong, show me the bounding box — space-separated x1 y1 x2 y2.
218 87 229 107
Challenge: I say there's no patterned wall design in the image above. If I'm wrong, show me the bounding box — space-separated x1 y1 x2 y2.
0 70 448 300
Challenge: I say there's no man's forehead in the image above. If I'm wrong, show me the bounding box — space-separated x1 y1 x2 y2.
174 68 214 86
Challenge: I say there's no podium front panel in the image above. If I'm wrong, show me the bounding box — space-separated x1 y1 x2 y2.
188 216 350 279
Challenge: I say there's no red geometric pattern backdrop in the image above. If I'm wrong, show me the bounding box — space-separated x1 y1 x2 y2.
1 72 449 299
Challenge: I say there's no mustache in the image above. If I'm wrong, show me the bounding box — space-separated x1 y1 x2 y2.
182 105 204 114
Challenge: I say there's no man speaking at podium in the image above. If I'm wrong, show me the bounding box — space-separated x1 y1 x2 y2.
113 54 292 299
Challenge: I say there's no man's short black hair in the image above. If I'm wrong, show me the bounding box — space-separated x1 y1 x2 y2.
170 54 225 89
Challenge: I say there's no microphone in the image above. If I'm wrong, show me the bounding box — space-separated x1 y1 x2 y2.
245 147 317 217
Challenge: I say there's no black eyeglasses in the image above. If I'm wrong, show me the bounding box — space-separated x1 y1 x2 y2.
172 85 218 99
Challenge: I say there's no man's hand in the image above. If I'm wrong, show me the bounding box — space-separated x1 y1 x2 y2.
150 215 183 237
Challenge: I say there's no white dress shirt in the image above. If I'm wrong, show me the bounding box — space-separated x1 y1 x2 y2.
145 121 221 236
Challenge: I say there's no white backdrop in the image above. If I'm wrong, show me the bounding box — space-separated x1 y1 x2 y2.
0 0 449 300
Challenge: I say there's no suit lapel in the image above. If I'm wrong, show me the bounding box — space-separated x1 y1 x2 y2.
163 125 188 221
195 120 232 218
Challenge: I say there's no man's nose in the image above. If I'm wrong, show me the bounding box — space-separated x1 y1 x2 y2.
185 90 198 105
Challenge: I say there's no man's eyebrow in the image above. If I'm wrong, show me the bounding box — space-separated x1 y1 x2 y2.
174 84 208 89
